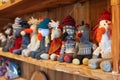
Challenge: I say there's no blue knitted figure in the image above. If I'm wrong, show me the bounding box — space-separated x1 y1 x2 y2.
13 20 30 55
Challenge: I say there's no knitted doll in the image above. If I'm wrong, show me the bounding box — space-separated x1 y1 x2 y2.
48 20 62 60
9 17 22 53
30 18 51 60
72 22 93 65
58 15 76 63
0 33 7 50
13 20 30 55
88 10 112 72
2 23 14 52
21 17 40 57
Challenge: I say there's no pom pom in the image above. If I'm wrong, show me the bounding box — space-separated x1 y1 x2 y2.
64 55 73 63
78 33 82 38
21 31 26 36
82 58 89 65
72 58 80 65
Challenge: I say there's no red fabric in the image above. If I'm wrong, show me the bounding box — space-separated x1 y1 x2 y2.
62 15 75 26
24 29 33 34
9 37 22 53
37 33 42 40
48 38 62 55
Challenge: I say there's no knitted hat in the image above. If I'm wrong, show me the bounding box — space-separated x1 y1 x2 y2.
62 15 75 26
98 10 111 22
37 18 51 29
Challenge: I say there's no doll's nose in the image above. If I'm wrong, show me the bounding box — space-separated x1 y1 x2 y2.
78 33 82 38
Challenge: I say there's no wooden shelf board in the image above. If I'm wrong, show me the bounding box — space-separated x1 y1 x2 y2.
0 51 120 80
0 0 78 18
0 77 26 80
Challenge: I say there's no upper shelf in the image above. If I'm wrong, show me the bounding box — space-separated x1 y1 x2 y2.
0 51 120 80
0 0 80 18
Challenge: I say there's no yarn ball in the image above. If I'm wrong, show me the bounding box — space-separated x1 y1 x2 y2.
64 55 73 63
58 56 64 62
72 58 80 65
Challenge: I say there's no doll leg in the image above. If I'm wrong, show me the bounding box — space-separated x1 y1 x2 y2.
30 51 38 58
100 60 112 72
13 48 23 55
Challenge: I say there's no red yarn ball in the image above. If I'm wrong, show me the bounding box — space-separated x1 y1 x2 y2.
64 55 73 63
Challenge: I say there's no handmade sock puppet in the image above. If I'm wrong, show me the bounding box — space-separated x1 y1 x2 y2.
48 20 62 61
21 17 40 57
2 23 15 52
0 33 7 50
13 20 30 55
88 10 112 72
30 18 51 60
9 17 23 53
57 15 77 63
72 22 93 65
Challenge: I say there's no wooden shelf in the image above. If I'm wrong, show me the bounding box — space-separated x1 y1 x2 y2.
0 51 120 80
0 0 78 18
0 77 26 80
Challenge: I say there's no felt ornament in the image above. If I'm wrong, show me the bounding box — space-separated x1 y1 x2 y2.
30 18 51 60
58 15 76 63
13 20 30 55
22 17 40 57
88 10 112 72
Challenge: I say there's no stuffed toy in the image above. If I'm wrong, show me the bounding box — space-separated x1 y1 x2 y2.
30 18 51 60
48 20 62 60
72 22 93 65
57 15 76 63
13 20 30 55
0 33 7 50
9 17 23 53
21 17 40 57
88 10 112 72
2 23 15 52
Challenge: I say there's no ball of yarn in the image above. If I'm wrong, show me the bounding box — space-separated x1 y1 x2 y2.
58 56 64 62
40 54 49 60
72 58 80 65
82 58 89 65
64 55 73 63
50 53 57 61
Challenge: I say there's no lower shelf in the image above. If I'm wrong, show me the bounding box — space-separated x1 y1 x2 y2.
0 77 26 80
0 51 120 80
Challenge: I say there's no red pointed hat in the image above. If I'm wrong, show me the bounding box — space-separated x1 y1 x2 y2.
98 10 111 22
62 15 76 26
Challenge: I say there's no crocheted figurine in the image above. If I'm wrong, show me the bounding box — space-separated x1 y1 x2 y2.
88 10 112 72
48 20 62 60
13 20 30 55
58 15 76 63
21 17 40 57
9 17 22 53
30 18 51 60
72 22 93 65
0 33 7 50
2 23 14 52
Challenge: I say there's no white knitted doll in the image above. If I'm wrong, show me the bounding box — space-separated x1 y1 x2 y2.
88 10 112 72
21 17 40 57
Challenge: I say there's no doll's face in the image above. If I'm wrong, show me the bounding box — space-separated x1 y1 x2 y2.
63 25 75 35
51 28 61 40
99 20 111 30
5 28 12 35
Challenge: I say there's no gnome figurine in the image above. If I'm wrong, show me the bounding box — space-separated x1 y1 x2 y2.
88 10 112 72
30 18 51 60
48 20 62 60
9 17 23 53
58 15 76 63
13 20 30 55
2 23 14 52
72 21 93 65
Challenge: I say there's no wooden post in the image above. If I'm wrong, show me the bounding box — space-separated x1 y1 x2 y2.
111 0 120 73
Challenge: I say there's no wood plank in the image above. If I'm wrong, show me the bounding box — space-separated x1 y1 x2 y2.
111 0 120 5
0 51 119 80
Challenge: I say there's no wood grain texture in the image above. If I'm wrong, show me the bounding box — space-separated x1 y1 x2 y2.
0 51 119 80
111 0 120 5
